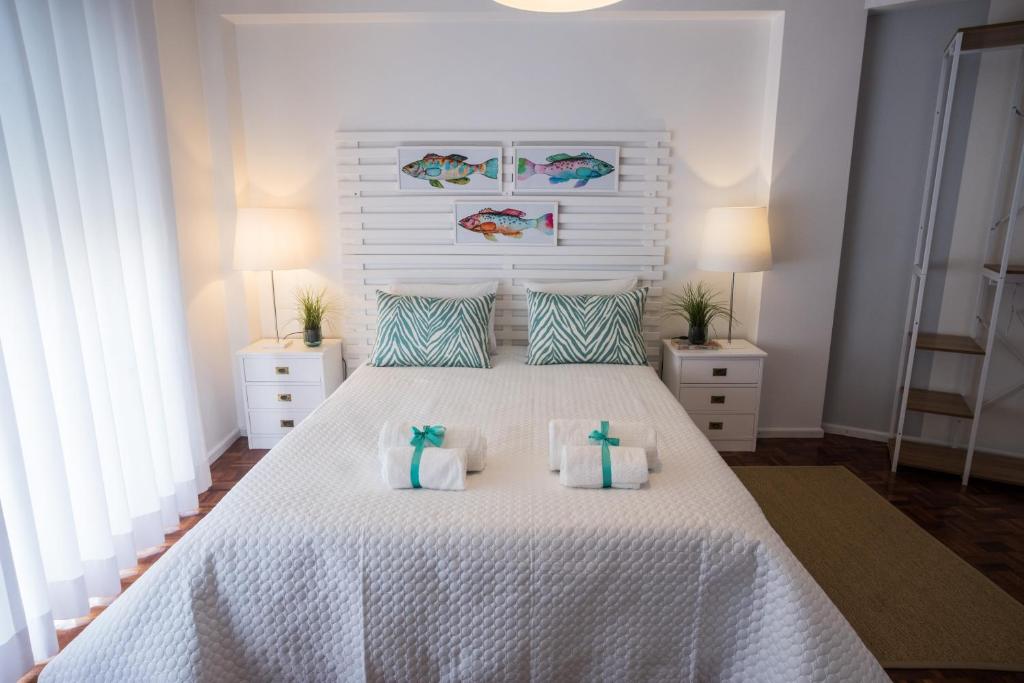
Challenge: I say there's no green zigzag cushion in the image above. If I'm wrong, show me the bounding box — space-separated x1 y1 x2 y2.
526 288 649 365
369 291 495 368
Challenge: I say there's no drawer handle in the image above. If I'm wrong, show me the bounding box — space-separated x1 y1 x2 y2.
280 419 295 428
275 366 290 375
708 421 724 431
277 393 292 402
710 395 726 404
712 368 727 377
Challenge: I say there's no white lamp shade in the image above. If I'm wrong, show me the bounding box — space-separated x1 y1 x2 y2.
233 207 317 271
493 0 623 11
698 206 773 273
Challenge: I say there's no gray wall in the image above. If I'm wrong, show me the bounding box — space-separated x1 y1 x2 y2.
823 0 990 435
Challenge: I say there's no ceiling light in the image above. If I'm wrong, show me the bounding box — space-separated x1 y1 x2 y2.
493 0 624 12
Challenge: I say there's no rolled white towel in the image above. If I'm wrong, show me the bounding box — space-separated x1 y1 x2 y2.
381 446 467 490
548 419 659 471
378 421 487 472
559 445 649 489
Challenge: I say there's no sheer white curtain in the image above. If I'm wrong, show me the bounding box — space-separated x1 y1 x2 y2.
0 0 210 677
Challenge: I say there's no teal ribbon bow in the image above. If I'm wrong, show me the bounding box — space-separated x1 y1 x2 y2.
588 420 619 489
409 425 445 489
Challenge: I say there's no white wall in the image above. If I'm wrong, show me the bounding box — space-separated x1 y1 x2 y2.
180 0 868 439
151 0 240 461
753 1 867 436
232 14 774 337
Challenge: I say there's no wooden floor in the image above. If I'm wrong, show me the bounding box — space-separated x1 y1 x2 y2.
24 434 1024 683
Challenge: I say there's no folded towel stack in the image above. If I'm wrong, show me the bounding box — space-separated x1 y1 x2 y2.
548 419 659 471
379 421 487 472
381 445 468 490
559 445 649 489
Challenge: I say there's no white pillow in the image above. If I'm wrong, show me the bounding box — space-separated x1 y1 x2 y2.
384 281 500 352
522 277 638 295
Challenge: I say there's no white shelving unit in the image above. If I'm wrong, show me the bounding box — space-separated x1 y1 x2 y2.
889 21 1024 487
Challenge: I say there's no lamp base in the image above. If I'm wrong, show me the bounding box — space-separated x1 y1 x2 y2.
260 339 291 349
714 338 747 350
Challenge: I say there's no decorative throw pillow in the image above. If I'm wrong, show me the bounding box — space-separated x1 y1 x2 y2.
369 291 495 368
526 288 649 365
385 281 499 352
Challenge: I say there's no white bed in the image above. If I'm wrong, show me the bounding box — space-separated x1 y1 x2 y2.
41 351 885 682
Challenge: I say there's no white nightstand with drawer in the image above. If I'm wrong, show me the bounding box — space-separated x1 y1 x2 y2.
661 338 766 452
237 339 345 449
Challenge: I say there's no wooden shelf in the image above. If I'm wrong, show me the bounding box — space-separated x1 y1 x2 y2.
983 263 1024 274
982 263 1024 282
889 438 1024 487
959 20 1024 52
915 332 984 356
906 388 973 419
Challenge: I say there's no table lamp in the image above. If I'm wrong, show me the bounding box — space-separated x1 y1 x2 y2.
697 206 773 347
233 207 316 348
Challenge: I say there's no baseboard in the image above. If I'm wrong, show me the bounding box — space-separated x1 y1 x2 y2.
207 429 240 465
757 427 825 439
821 423 889 442
822 422 1024 459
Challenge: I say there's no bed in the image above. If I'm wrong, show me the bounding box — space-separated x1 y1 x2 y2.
40 351 885 682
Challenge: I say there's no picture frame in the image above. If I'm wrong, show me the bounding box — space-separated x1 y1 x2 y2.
453 201 558 246
513 146 619 193
396 146 502 193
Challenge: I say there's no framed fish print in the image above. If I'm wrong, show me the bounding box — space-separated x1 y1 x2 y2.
513 146 619 193
454 201 558 246
397 146 502 193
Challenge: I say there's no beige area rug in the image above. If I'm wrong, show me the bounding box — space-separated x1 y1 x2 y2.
733 465 1024 671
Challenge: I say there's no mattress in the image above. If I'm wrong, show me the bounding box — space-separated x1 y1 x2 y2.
41 351 885 682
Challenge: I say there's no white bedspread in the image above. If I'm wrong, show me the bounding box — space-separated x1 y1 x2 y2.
41 352 885 682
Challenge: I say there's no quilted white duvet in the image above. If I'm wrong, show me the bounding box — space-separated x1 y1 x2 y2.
41 352 885 682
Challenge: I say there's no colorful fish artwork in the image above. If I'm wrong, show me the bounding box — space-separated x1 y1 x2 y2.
457 207 555 242
517 151 616 188
401 152 500 189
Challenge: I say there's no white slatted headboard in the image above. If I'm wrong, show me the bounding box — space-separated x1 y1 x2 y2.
337 130 670 369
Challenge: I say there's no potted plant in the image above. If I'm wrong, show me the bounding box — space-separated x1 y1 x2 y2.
664 281 734 346
294 286 336 347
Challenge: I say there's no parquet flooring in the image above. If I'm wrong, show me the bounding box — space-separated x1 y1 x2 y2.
24 434 1024 682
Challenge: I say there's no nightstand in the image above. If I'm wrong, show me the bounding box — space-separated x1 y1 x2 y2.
237 339 345 449
661 338 766 452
